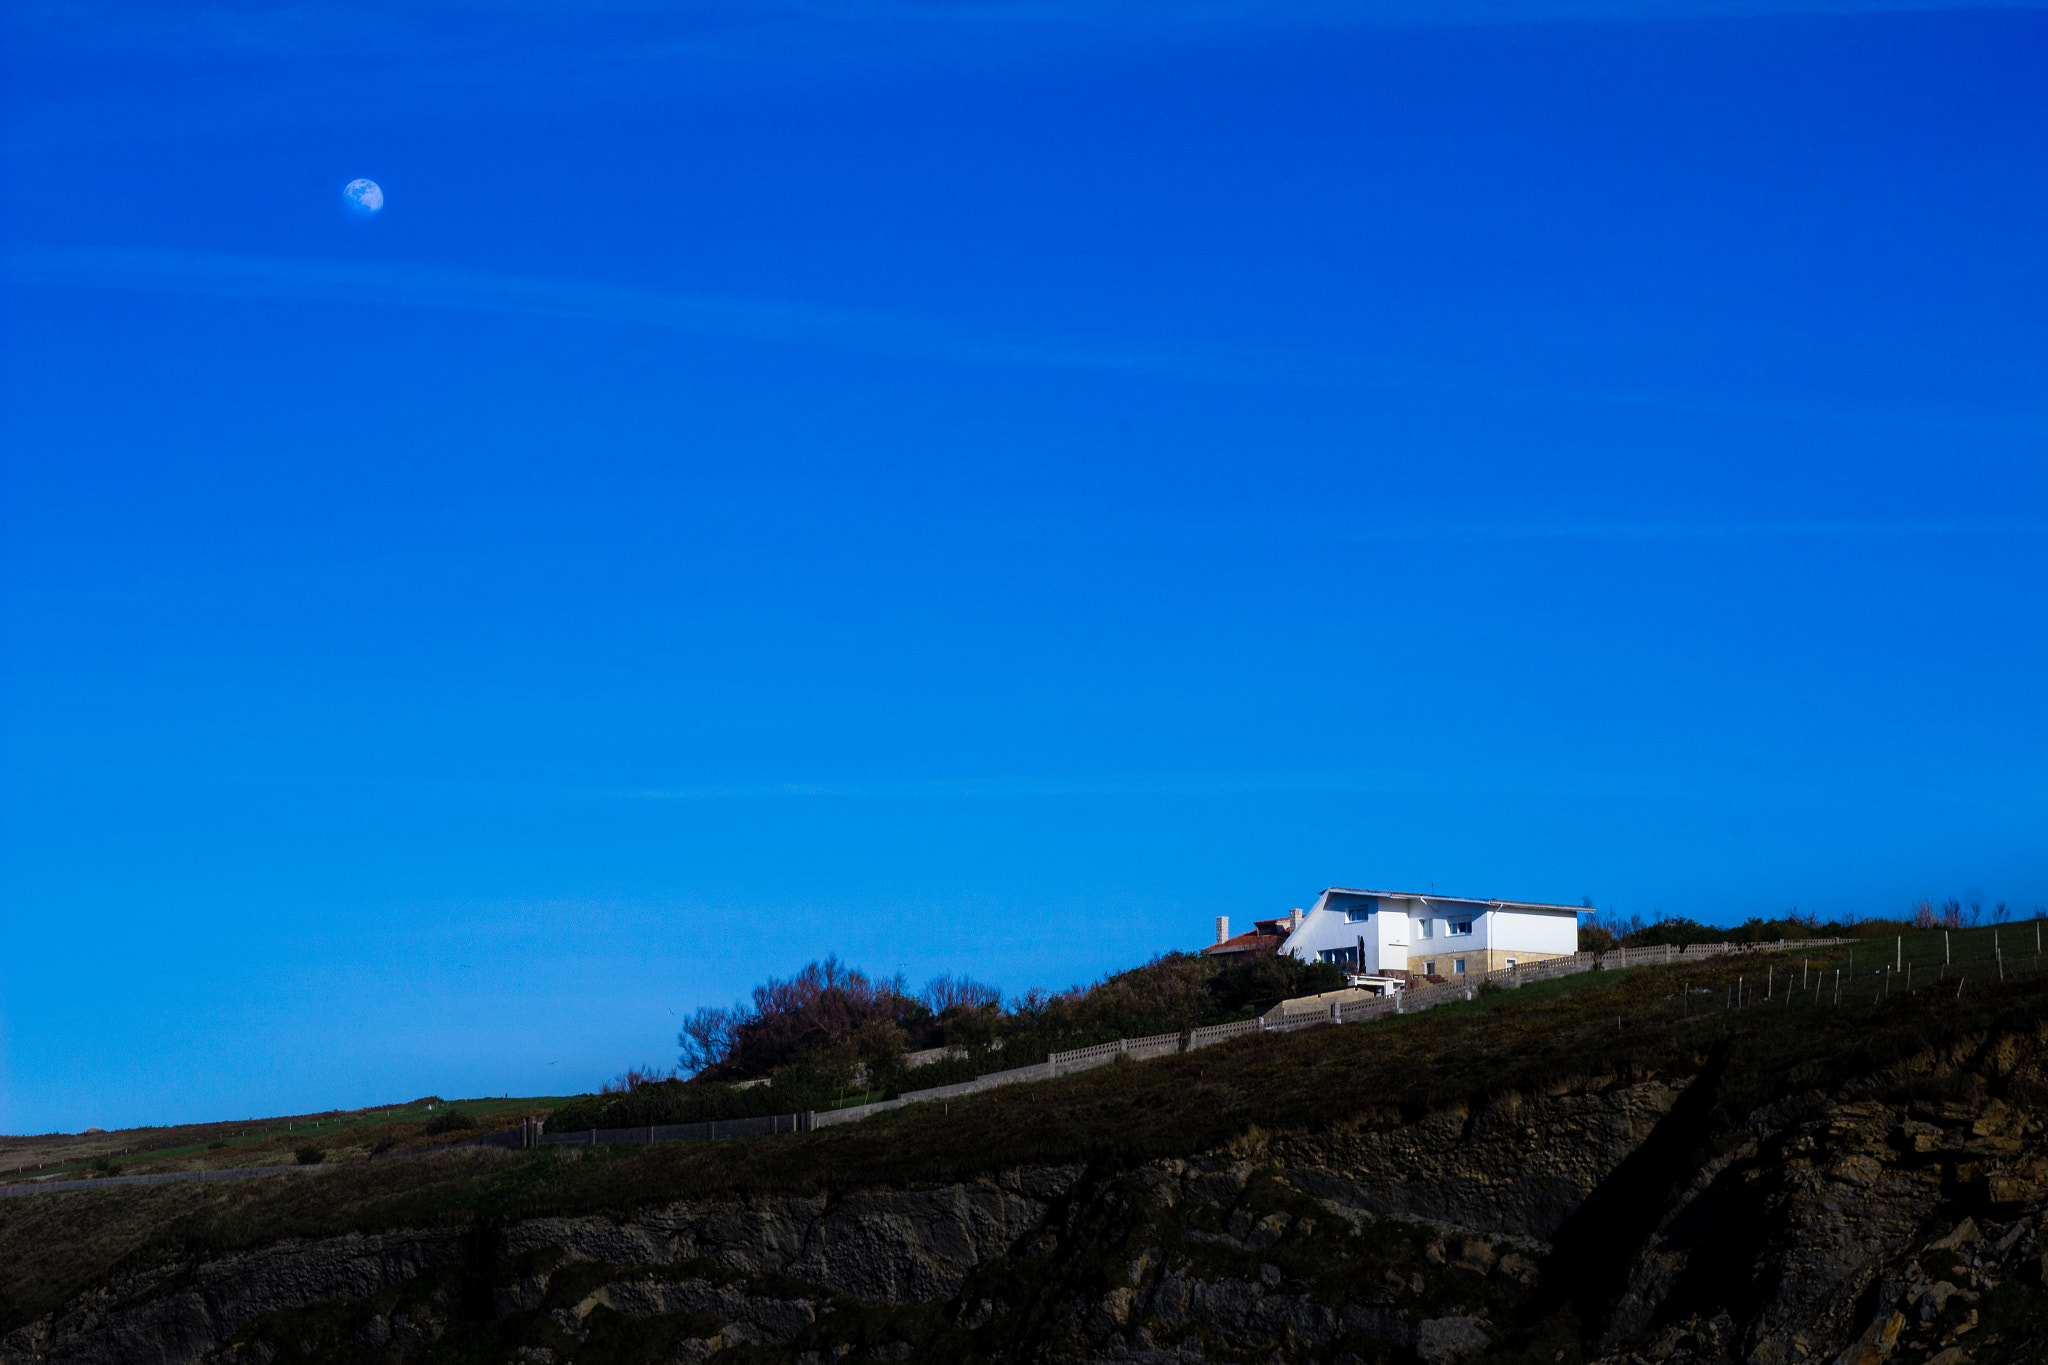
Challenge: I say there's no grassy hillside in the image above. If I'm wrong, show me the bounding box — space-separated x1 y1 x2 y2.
0 1096 574 1185
8 933 2048 1339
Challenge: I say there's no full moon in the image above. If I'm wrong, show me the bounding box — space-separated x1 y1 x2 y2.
343 178 384 214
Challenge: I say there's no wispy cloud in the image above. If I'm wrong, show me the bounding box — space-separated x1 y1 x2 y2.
11 0 2041 158
587 759 2044 807
11 242 2047 446
1325 517 2048 543
3 242 1293 382
604 773 1384 801
14 1 2043 61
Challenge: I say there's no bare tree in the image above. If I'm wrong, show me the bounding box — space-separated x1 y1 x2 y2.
922 973 1001 1014
675 956 918 1080
602 1065 678 1094
678 1005 742 1075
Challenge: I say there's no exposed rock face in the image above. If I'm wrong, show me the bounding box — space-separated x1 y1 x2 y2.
499 1167 1078 1304
9 1037 2048 1365
1586 1090 2048 1365
0 1230 467 1365
0 1170 1084 1365
1267 1078 1690 1240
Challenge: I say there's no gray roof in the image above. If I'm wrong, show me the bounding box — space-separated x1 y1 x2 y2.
1322 887 1582 915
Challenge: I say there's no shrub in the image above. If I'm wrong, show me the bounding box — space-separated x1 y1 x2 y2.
420 1110 477 1137
205 1141 228 1151
88 1157 121 1177
370 1137 398 1156
1628 917 1727 948
1579 921 1620 953
294 1145 325 1165
601 1066 679 1095
602 948 1348 1133
1204 951 1343 1018
680 956 926 1081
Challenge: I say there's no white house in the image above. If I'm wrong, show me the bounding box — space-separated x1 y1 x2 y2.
1247 887 1583 981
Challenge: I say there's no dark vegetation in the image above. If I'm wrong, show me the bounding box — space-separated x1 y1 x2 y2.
550 950 1345 1133
0 1098 561 1187
418 1110 478 1138
1576 899 2044 952
10 941 2048 1348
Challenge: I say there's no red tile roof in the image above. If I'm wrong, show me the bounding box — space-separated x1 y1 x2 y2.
1202 918 1294 956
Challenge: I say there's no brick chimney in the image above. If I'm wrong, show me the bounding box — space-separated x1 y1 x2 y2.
1289 907 1304 932
1215 916 1229 945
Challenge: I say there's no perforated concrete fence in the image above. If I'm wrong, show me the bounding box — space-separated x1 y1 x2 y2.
1260 939 1851 1036
475 1113 814 1149
1187 1018 1262 1051
464 936 1857 1154
811 1030 1192 1129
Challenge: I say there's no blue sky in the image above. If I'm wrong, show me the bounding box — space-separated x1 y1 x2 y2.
3 1 2044 1133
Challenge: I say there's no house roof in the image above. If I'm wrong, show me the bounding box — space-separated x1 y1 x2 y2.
1320 887 1583 915
1202 917 1294 956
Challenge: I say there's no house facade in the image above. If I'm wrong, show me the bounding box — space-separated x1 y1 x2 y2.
1210 887 1581 981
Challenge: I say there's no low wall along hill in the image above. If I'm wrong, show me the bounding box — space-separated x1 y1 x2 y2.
477 937 1852 1151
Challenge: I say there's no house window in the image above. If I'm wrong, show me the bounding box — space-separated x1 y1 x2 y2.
1453 958 1467 974
1449 919 1473 936
1424 961 1436 976
1346 906 1370 922
1506 958 1518 969
1418 919 1433 939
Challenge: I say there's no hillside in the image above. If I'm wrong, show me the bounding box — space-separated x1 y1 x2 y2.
7 937 2048 1363
0 1097 575 1187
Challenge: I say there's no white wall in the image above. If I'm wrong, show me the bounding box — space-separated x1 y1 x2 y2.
1373 901 1411 972
1277 904 1372 968
1279 893 1578 972
1489 907 1578 956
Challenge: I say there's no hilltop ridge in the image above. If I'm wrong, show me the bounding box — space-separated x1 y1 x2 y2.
8 935 2048 1362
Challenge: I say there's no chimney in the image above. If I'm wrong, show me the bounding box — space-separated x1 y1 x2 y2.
1289 907 1303 932
1215 916 1229 945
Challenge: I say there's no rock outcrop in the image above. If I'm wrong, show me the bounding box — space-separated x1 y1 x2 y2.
10 1024 2048 1363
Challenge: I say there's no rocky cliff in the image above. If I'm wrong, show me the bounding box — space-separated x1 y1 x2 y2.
10 977 2048 1365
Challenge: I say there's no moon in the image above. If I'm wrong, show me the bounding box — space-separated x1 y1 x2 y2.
343 178 384 214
